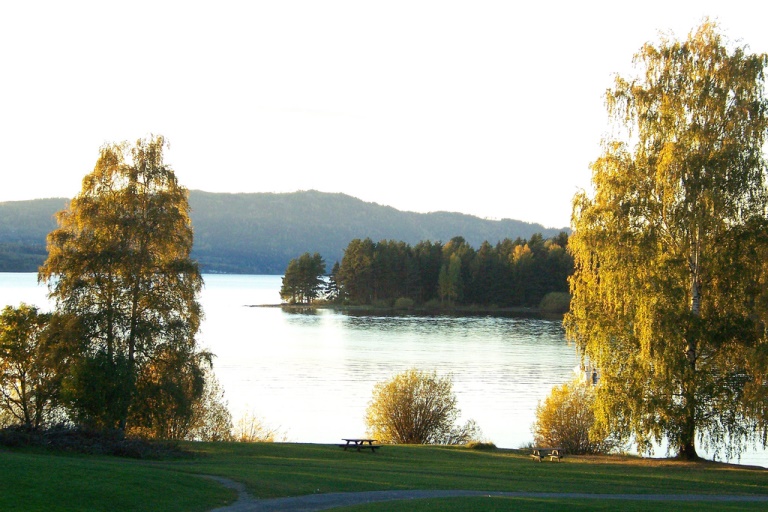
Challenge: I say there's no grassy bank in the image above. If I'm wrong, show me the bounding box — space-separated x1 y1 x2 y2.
1 443 765 511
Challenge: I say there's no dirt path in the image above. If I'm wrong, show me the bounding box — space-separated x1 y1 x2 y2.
203 476 768 512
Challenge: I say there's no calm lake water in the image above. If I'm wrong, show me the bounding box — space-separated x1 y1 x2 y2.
1 272 766 467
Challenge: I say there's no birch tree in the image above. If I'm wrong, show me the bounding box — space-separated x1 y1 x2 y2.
566 21 768 460
39 135 206 434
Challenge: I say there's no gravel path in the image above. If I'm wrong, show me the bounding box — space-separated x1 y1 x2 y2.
203 476 768 512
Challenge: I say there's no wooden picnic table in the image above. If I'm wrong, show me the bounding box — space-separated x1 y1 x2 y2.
530 447 563 462
340 438 382 453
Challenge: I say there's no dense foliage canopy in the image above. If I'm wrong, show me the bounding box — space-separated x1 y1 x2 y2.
0 304 79 429
332 233 572 308
280 252 326 304
566 22 768 460
38 136 211 437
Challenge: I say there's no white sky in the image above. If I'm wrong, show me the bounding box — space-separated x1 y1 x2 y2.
2 1 767 228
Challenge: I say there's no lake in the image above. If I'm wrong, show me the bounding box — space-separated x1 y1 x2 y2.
1 272 766 467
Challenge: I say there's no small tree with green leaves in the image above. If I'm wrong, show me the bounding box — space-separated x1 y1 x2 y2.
0 305 80 430
187 369 234 442
438 254 462 305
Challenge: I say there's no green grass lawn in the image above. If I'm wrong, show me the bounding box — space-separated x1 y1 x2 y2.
332 496 768 512
1 443 765 511
0 448 234 512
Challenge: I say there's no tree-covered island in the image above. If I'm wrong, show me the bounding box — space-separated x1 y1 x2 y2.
281 232 573 311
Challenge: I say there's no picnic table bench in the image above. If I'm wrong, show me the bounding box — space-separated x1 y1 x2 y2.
530 447 563 462
340 438 382 453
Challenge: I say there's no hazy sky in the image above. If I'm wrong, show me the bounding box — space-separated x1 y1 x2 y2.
2 1 767 228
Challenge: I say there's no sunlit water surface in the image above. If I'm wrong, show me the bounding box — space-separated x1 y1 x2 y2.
2 273 765 467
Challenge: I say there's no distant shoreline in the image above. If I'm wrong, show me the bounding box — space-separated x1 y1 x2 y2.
247 303 565 318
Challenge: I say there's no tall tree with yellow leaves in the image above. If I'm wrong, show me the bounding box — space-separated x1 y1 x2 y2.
566 21 768 460
39 135 206 434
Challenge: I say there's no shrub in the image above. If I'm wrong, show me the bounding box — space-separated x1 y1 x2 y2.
365 368 481 445
0 425 189 459
372 298 392 309
233 411 286 442
539 292 571 314
532 379 618 455
393 297 414 310
187 370 233 442
466 440 496 450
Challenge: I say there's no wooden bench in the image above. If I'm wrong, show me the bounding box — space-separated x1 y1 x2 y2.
340 438 382 453
530 447 563 462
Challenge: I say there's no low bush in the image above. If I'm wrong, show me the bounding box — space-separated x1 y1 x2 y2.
366 369 482 445
532 379 619 455
0 425 189 459
393 297 415 310
233 411 286 442
466 440 496 450
539 292 571 314
372 298 392 309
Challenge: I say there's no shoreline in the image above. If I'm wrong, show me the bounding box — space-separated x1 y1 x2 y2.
246 303 565 318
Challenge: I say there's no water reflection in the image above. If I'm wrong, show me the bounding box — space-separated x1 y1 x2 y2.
282 307 321 317
202 298 579 449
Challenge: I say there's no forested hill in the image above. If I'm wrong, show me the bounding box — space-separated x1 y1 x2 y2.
0 198 66 272
0 190 568 274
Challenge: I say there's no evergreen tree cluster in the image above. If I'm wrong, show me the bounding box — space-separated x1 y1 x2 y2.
279 253 327 304
328 233 572 308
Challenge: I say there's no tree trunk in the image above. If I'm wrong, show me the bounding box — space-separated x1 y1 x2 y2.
119 281 141 434
680 249 701 460
679 386 699 460
680 441 699 460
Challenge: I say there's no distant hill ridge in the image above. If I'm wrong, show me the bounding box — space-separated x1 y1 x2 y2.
0 190 568 274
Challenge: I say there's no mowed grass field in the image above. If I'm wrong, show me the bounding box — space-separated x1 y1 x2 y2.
0 442 766 511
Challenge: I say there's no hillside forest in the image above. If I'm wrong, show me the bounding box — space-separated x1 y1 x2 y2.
0 191 568 274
